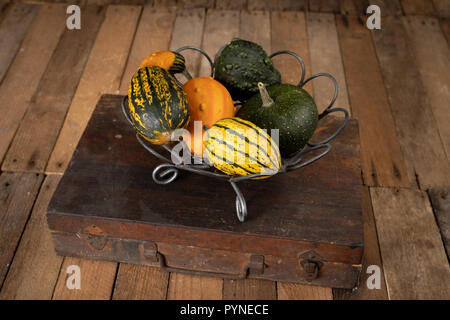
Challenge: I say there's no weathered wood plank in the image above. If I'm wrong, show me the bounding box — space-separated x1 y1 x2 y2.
0 2 38 84
178 0 215 8
52 258 117 299
271 11 312 93
240 10 271 53
0 172 44 288
309 0 340 12
432 0 450 18
307 12 351 116
0 175 62 300
198 9 240 77
167 273 223 299
223 279 276 299
428 187 450 258
0 1 11 24
278 283 333 300
112 264 169 300
372 15 450 188
2 5 106 173
278 0 308 11
215 0 247 10
119 7 177 94
45 5 141 174
333 188 388 300
401 0 435 15
336 15 410 187
169 8 206 78
247 0 277 10
371 187 450 299
440 18 450 43
154 0 177 8
339 0 369 16
0 4 66 164
403 16 450 164
371 0 403 16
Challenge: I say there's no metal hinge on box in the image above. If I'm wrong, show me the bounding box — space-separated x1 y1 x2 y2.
141 241 264 280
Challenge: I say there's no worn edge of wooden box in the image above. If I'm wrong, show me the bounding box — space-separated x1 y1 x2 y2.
46 94 364 289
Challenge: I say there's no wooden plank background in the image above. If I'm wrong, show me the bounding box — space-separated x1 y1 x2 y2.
0 0 449 300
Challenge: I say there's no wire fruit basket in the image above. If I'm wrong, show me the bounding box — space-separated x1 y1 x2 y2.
121 46 349 222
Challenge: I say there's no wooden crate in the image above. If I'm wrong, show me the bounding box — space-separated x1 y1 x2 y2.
47 94 364 289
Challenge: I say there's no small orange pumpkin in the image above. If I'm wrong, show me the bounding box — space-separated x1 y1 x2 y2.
182 77 235 156
139 50 185 74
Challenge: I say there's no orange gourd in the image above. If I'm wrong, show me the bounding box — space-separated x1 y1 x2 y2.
139 50 185 74
182 77 235 156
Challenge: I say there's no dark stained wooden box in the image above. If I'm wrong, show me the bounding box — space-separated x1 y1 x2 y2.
47 95 364 289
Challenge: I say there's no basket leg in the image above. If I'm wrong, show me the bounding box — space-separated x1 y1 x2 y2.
230 181 247 222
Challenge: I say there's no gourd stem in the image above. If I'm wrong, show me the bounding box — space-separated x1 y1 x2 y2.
258 82 274 108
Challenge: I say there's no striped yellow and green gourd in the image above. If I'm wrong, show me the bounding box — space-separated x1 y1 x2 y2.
128 66 190 144
204 117 281 178
139 50 186 75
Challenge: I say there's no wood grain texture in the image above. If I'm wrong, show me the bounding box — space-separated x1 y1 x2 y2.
336 15 410 187
432 0 450 18
241 10 271 54
333 188 388 300
0 4 66 164
403 16 450 164
428 187 450 258
371 187 450 299
271 11 312 93
372 15 450 188
45 5 141 174
178 0 215 8
247 0 277 10
309 0 340 12
169 8 206 78
0 1 11 24
401 0 435 15
154 0 177 7
223 279 276 299
0 172 44 288
167 273 223 299
215 0 247 10
119 7 177 94
112 264 169 300
440 18 450 43
339 0 368 16
0 175 62 300
198 9 240 77
278 283 333 300
278 0 308 11
52 257 117 300
0 2 38 84
371 0 403 16
307 12 350 116
2 5 106 173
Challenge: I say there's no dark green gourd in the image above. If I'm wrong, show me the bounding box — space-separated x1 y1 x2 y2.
237 83 318 158
127 66 190 145
214 38 281 102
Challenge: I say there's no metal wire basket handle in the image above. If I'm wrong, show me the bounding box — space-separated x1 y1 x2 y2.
122 46 348 222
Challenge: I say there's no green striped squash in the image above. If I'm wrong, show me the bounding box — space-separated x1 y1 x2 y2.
128 66 190 144
204 117 281 178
